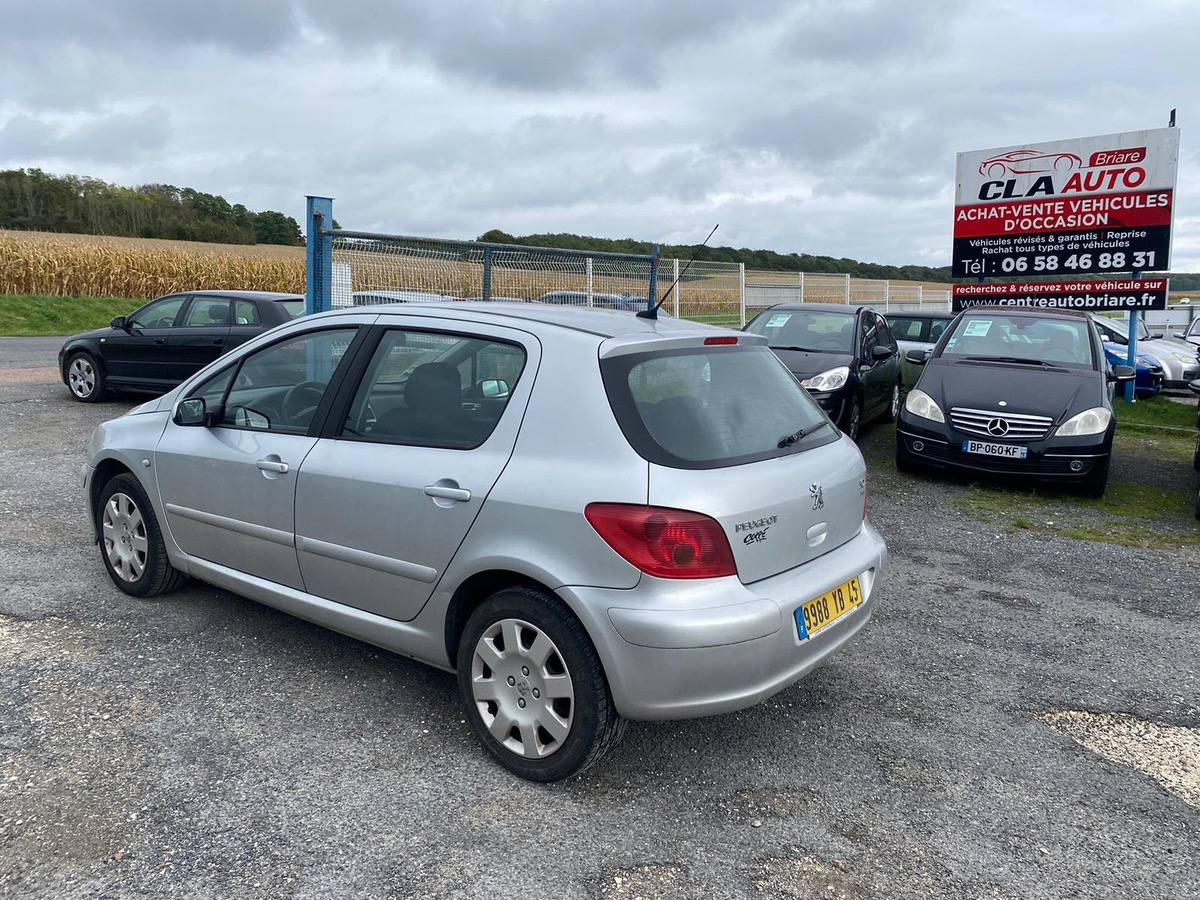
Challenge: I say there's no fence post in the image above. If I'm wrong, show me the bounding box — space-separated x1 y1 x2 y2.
799 271 805 303
648 245 660 313
844 274 850 304
586 257 594 307
482 246 493 301
883 279 890 312
917 285 923 308
305 196 334 315
672 258 680 318
739 263 746 327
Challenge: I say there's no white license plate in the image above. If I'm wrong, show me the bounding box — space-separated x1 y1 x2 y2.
962 439 1028 459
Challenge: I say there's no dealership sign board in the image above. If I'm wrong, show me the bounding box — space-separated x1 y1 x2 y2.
953 128 1180 279
952 279 1169 313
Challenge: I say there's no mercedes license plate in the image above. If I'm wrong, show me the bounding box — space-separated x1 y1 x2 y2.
962 439 1028 459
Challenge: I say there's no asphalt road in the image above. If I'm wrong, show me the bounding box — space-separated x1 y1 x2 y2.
1 345 1197 899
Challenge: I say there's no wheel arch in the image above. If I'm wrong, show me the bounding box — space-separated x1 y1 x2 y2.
89 457 136 524
443 569 557 668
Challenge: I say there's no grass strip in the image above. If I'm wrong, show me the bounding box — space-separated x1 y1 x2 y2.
0 295 142 336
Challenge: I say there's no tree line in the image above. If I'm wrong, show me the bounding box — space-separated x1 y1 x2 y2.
0 169 303 246
477 229 955 283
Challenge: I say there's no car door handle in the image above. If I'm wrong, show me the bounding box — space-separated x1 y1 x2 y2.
154 338 166 345
211 338 225 346
256 459 290 474
423 485 471 502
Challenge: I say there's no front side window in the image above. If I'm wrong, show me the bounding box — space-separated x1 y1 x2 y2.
128 296 186 329
188 328 358 433
604 345 836 469
341 329 527 449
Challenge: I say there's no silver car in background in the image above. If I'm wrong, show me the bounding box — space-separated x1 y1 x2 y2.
84 303 887 781
1090 314 1200 388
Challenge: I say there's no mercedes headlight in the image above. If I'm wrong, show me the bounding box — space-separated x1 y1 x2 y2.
801 366 849 392
1057 407 1112 436
903 389 944 423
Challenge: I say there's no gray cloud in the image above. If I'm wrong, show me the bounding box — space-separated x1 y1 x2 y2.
0 0 1197 269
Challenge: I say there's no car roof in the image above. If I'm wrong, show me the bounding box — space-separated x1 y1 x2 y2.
885 310 954 319
960 305 1093 321
309 300 745 341
761 303 863 314
188 290 304 301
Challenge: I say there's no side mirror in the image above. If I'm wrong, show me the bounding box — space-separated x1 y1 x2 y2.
871 345 894 361
479 378 509 399
173 397 208 426
1150 332 1164 340
111 316 128 330
1187 379 1200 398
1109 365 1136 383
906 348 931 365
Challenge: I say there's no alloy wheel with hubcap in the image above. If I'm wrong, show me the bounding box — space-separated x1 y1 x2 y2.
67 352 107 402
97 473 187 598
457 586 625 781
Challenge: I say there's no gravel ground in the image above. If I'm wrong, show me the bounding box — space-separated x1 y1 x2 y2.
1 344 1198 899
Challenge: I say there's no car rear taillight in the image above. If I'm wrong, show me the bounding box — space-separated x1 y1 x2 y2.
584 503 737 579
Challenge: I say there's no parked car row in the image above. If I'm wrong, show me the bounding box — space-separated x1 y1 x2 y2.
67 286 1198 781
350 290 648 310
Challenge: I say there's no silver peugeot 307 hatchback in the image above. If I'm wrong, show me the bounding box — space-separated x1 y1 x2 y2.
84 303 888 781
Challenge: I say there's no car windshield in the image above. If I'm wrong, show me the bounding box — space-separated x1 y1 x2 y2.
602 344 835 469
744 309 855 353
940 314 1095 367
1095 316 1151 341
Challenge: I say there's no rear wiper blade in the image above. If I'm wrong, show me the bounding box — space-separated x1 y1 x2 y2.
770 345 821 352
777 420 829 448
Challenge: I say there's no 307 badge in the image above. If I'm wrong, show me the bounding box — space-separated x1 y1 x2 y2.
795 577 863 640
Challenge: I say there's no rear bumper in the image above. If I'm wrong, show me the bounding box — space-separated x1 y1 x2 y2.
560 522 887 720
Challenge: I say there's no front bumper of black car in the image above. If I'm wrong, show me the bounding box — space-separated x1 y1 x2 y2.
896 415 1112 480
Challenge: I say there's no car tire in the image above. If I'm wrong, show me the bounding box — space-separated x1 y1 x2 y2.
97 473 187 598
841 396 863 442
881 381 901 423
66 351 108 402
457 586 626 782
1193 436 1200 472
1078 457 1111 499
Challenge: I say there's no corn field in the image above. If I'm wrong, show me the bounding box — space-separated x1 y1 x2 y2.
0 230 306 299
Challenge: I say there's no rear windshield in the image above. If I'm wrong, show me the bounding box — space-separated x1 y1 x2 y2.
279 300 306 319
602 345 838 469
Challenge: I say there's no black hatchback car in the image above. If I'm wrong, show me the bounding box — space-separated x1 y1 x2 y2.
743 303 901 440
60 290 305 402
896 306 1134 496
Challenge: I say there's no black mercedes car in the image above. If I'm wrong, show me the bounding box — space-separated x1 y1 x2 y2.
59 290 304 402
743 303 901 440
896 306 1134 496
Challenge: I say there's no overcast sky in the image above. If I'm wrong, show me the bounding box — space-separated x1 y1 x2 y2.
1 0 1197 271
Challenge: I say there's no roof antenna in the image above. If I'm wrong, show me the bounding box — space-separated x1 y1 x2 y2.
637 224 719 319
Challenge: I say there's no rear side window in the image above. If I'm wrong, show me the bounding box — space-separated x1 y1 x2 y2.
603 345 837 469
